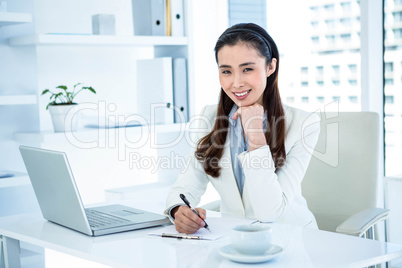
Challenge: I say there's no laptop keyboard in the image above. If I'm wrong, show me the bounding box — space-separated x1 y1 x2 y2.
86 209 131 229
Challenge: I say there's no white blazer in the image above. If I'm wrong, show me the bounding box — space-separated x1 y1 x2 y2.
165 104 320 228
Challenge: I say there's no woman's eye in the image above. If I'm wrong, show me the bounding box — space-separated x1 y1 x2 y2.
222 70 231 74
243 68 253 72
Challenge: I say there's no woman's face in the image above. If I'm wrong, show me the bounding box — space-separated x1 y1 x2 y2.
217 42 276 107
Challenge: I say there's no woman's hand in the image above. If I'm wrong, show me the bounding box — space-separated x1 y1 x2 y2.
232 103 267 151
172 206 207 234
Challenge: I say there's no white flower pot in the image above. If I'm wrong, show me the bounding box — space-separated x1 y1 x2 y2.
48 104 80 132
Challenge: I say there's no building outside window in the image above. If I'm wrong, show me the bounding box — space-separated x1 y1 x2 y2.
384 0 402 176
268 0 362 113
265 0 401 175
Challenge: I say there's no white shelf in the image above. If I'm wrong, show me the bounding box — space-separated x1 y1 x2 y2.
0 173 30 188
0 95 37 105
9 34 188 46
0 12 32 27
14 122 187 144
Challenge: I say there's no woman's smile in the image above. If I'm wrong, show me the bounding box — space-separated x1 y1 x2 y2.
233 89 252 99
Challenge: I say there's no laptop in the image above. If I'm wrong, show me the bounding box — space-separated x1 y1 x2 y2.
19 145 170 236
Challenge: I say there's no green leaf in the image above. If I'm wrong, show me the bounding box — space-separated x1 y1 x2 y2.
56 85 68 91
73 83 82 89
46 101 56 110
83 87 96 94
41 89 50 95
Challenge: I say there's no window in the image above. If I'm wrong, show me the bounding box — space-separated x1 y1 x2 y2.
393 29 402 39
310 6 320 13
325 19 336 28
341 33 352 42
301 96 309 103
326 35 336 43
332 65 340 73
286 96 295 103
385 62 394 72
228 0 267 28
385 95 394 104
348 79 358 86
393 11 402 22
324 4 335 12
385 78 394 85
340 18 352 26
348 96 358 103
348 64 358 73
301 81 309 87
311 21 319 28
267 0 361 115
341 2 352 11
332 96 341 101
384 0 402 176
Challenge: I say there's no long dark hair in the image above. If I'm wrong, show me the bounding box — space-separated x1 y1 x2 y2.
195 23 286 178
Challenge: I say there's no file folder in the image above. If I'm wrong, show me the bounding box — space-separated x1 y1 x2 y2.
172 58 188 123
151 0 167 36
166 0 172 36
170 0 184 36
137 58 174 124
132 0 152 35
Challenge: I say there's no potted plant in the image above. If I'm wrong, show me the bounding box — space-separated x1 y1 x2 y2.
41 83 96 132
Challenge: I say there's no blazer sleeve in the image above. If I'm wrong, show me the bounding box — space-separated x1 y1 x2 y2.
239 111 320 222
164 105 215 221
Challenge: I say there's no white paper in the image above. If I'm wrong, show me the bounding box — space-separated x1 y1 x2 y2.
147 217 255 240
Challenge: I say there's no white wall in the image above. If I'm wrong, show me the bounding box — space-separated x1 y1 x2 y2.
189 0 228 115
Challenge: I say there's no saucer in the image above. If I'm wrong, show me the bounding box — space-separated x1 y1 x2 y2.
219 244 284 264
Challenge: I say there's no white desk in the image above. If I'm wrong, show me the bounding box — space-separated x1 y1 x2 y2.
1 211 402 268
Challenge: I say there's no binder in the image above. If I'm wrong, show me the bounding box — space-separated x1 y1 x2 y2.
151 0 167 36
172 58 188 123
132 0 152 35
137 58 174 124
170 0 184 36
166 0 172 36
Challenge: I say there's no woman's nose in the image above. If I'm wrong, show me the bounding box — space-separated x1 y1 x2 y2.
233 74 244 88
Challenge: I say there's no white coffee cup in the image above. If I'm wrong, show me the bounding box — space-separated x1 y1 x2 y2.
230 224 272 255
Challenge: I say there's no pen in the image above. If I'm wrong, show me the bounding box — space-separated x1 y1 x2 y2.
180 193 211 232
162 233 201 240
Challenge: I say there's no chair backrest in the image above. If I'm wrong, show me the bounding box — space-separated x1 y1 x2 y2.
302 112 380 232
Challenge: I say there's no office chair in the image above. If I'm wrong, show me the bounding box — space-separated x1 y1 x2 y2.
202 111 389 239
302 111 389 239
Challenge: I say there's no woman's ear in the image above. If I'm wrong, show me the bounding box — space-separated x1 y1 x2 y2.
267 58 277 77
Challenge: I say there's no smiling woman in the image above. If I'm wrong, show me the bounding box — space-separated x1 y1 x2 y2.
218 44 276 106
165 23 321 235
